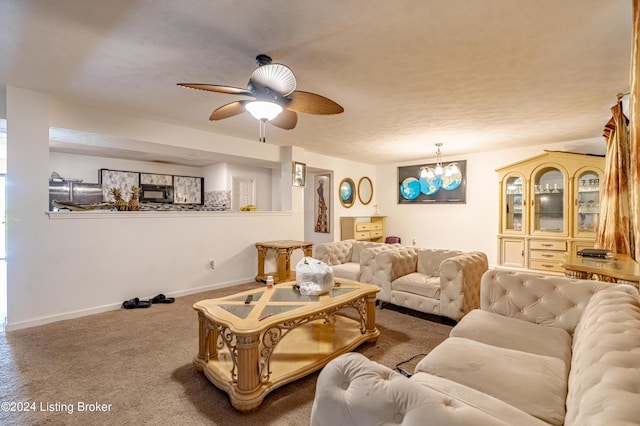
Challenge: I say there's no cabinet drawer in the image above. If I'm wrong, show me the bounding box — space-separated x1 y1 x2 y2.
356 223 372 231
370 230 383 238
370 222 383 231
529 260 564 273
530 240 566 251
529 250 566 261
354 231 371 240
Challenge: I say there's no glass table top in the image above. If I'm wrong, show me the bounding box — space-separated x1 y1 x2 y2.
194 280 376 327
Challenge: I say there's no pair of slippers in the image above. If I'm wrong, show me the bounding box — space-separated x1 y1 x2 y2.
122 294 175 309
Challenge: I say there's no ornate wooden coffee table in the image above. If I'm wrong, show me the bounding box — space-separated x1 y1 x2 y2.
193 278 379 411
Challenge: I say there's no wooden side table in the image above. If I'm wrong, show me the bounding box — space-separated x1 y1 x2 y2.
255 240 313 283
562 252 640 290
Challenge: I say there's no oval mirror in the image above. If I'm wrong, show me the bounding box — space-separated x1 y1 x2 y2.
339 178 356 208
358 177 373 205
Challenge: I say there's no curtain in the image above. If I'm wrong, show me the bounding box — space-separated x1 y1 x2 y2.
630 0 640 260
596 100 632 254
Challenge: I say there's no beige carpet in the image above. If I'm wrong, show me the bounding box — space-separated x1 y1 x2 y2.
0 283 453 426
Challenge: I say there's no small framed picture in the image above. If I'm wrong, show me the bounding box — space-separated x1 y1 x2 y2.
292 161 306 187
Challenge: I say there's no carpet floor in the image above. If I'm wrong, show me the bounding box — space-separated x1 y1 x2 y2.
0 283 453 426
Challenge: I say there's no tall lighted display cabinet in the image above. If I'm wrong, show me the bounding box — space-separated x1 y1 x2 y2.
496 151 605 275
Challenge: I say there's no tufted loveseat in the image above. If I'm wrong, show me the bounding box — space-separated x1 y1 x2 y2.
314 239 400 282
311 269 640 426
366 247 488 321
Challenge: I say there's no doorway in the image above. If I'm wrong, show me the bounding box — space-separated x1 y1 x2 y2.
232 177 256 210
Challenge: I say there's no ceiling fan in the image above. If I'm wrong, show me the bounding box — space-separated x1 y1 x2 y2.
178 54 344 141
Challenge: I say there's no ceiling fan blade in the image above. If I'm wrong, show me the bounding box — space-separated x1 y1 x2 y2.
287 91 344 115
178 83 253 97
209 100 250 121
269 109 298 130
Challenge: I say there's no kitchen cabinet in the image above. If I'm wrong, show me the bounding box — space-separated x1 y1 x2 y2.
496 151 604 274
340 216 386 242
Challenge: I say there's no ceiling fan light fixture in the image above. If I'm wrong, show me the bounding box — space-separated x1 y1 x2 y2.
245 101 283 121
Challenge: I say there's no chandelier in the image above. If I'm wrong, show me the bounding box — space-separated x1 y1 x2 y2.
417 143 462 195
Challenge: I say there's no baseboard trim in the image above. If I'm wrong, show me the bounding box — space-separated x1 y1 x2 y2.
5 277 255 331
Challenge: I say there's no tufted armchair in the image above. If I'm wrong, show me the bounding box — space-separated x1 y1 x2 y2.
314 239 399 282
312 270 640 426
368 247 488 321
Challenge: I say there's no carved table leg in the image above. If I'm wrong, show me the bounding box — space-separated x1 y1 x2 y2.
256 245 266 281
276 248 289 283
364 293 378 342
195 312 218 369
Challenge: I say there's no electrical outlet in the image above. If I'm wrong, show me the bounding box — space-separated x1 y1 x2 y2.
210 260 215 270
412 238 417 245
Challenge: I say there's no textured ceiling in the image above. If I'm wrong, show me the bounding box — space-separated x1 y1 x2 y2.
0 1 632 165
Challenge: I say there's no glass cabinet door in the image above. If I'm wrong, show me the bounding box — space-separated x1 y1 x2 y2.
532 167 565 234
503 175 524 232
575 170 601 237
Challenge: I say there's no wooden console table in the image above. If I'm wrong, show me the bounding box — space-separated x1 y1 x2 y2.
255 240 313 283
562 252 640 290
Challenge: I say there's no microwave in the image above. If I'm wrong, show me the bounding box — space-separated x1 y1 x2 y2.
139 184 174 203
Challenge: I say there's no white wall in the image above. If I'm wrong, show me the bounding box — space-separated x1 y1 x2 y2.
203 163 227 191
377 138 606 266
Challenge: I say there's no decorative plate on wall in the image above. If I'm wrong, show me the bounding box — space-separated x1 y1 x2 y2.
339 178 356 208
400 177 421 200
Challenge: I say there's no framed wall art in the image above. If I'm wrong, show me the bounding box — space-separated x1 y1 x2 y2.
398 160 467 204
292 161 306 187
314 174 331 233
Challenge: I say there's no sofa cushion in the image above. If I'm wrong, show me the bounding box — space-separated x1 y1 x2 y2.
331 262 360 281
410 372 550 426
417 249 462 276
564 286 640 426
390 290 440 315
312 352 548 426
450 309 572 367
392 273 441 299
415 337 567 426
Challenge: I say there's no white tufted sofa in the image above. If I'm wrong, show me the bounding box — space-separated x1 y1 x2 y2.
311 269 640 426
314 239 400 282
366 247 488 321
